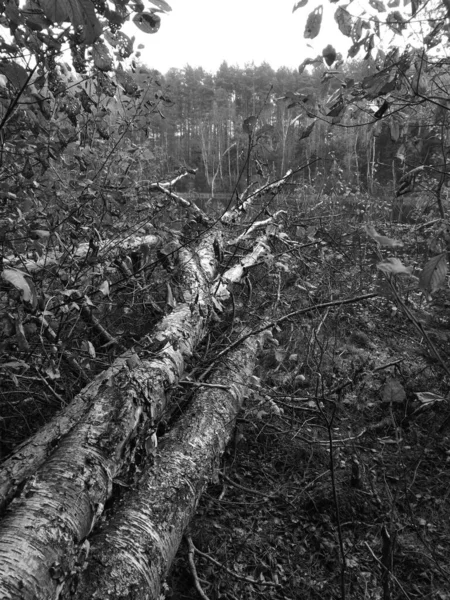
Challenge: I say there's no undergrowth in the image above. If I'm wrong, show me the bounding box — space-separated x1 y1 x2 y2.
166 191 450 600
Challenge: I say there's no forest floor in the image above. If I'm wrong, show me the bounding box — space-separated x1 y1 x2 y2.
167 216 450 600
2 194 450 600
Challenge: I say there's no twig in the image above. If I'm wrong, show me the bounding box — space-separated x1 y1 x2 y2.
179 381 230 391
186 537 280 587
381 525 396 600
364 541 412 600
385 276 450 378
80 305 126 352
220 473 277 499
373 359 404 372
209 293 378 371
320 399 346 600
313 429 367 445
186 535 211 600
34 369 66 406
34 315 90 385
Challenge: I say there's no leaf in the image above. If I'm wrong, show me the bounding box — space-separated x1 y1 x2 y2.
45 361 61 379
126 353 140 369
99 280 110 296
23 158 34 179
348 39 364 58
274 348 287 363
132 12 161 33
38 0 70 22
418 252 448 294
362 71 397 99
299 119 316 140
304 5 323 39
326 95 344 117
374 99 389 119
369 0 386 11
390 120 400 141
30 229 50 240
382 378 406 403
40 0 102 43
16 320 30 352
166 282 176 308
396 143 406 162
365 224 403 247
243 115 257 134
93 41 113 71
424 21 444 49
298 55 322 73
322 44 337 66
334 6 352 37
211 296 223 313
1 269 37 306
352 17 363 41
293 0 308 10
148 0 172 10
0 360 29 370
415 391 445 405
0 61 29 89
377 258 413 275
115 66 138 95
387 10 406 33
81 339 96 358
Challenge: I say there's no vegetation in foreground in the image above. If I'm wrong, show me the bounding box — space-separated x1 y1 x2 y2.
1 0 450 598
166 191 450 600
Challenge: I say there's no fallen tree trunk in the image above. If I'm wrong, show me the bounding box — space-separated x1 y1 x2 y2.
0 208 285 598
0 218 266 519
0 243 219 600
3 171 207 275
67 329 264 600
0 242 216 518
0 348 135 515
3 233 162 274
0 215 279 517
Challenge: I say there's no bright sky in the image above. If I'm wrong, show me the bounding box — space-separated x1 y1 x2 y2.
129 0 353 74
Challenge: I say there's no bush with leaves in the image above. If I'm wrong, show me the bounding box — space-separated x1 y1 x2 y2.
0 0 181 455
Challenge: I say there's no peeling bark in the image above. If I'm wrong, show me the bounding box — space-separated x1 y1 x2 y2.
0 222 265 600
3 233 162 274
0 236 221 518
68 331 263 600
0 305 208 599
0 244 217 599
0 349 133 515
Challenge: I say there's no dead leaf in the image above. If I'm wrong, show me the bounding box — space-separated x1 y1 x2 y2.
377 257 414 276
364 224 403 247
418 253 448 294
98 280 110 296
382 378 406 403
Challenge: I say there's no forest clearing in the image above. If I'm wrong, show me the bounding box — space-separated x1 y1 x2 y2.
0 1 450 599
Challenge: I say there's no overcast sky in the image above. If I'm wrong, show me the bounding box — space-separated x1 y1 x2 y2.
129 0 353 74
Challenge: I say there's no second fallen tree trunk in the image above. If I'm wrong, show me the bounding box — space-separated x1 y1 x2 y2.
67 329 264 600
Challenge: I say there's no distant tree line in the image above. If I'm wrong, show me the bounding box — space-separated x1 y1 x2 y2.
125 59 445 201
